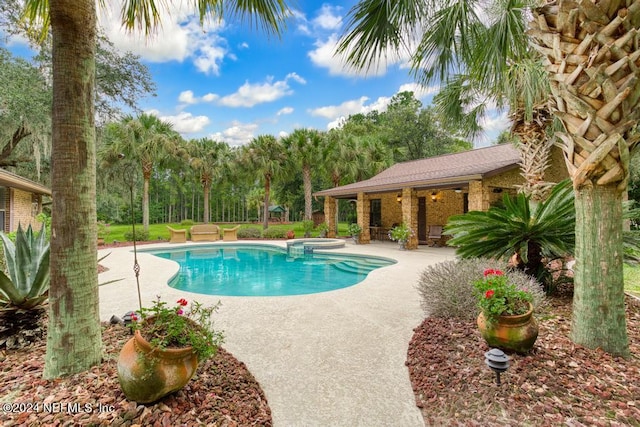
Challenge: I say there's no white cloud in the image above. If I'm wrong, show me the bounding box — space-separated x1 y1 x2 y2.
277 107 294 116
398 83 440 100
146 110 210 134
309 95 393 121
218 74 305 108
480 110 511 133
312 5 343 31
202 93 219 103
98 3 228 75
210 121 258 146
178 90 198 104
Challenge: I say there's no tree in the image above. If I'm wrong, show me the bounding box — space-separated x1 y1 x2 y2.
339 0 638 356
282 129 325 220
101 114 182 231
22 0 290 378
188 138 229 223
241 135 286 229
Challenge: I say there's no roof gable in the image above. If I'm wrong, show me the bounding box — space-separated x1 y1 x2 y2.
0 169 51 196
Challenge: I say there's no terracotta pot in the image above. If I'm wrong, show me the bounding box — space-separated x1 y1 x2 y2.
477 303 538 354
117 329 199 403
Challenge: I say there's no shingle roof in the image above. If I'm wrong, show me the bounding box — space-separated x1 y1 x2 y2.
0 169 51 196
314 144 520 198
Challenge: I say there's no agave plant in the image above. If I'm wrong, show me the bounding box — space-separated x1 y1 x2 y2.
0 224 50 309
445 179 575 281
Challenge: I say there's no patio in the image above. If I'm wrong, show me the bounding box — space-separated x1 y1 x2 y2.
98 240 456 426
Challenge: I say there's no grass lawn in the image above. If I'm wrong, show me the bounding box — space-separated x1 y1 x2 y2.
100 222 350 244
624 264 640 296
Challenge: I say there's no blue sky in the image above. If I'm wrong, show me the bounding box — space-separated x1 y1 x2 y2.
6 1 509 147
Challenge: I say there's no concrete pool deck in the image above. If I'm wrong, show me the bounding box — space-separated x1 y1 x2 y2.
98 240 457 427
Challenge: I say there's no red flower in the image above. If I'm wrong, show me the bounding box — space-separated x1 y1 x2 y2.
131 314 138 321
177 298 188 306
485 290 495 299
483 268 504 277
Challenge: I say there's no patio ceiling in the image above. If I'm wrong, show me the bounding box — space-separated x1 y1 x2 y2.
314 144 520 199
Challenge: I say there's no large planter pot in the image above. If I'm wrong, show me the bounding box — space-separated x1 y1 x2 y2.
477 303 538 354
117 329 199 403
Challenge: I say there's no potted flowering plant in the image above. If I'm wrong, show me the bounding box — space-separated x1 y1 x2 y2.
117 296 224 403
473 268 538 353
388 223 414 249
347 223 362 243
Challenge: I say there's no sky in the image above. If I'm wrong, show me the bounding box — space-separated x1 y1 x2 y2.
5 1 510 147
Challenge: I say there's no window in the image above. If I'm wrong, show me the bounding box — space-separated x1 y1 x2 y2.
370 199 381 226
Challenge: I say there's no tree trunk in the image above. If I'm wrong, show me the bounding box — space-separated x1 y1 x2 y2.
44 0 102 378
263 174 271 230
203 181 210 224
529 0 639 356
303 164 312 220
142 175 150 231
572 184 629 356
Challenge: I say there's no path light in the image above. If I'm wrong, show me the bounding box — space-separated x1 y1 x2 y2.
485 348 509 385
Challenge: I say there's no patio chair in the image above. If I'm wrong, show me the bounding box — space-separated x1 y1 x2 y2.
428 225 443 247
223 225 241 241
167 226 187 243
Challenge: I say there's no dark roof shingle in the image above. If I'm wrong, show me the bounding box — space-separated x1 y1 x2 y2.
314 144 520 197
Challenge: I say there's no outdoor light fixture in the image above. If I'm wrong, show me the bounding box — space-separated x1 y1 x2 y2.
485 348 509 385
454 188 462 193
396 193 402 203
431 192 438 202
492 188 503 194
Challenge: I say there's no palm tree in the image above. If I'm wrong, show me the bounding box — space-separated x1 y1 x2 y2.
101 114 182 231
188 138 229 224
282 129 325 220
22 0 290 378
339 0 639 356
242 135 286 230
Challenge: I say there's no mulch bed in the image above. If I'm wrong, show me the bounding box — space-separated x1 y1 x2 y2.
407 295 640 426
0 322 271 426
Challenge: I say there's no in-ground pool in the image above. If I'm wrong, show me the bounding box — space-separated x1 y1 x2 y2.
145 244 395 296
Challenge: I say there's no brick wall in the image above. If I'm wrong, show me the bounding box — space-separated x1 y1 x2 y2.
10 189 43 232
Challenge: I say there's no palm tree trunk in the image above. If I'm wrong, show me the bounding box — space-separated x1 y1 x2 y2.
203 181 210 224
263 174 271 230
529 0 639 356
572 184 628 355
44 0 102 378
303 164 312 220
143 175 150 231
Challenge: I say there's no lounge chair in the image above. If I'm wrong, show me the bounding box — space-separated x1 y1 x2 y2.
428 225 443 247
223 225 241 241
167 226 187 243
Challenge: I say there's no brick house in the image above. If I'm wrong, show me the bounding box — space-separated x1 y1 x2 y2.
0 169 51 232
314 144 568 249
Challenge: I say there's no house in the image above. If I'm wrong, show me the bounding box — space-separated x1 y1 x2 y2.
0 169 51 232
314 144 567 249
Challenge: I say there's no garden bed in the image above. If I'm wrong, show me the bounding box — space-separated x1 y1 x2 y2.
407 295 640 426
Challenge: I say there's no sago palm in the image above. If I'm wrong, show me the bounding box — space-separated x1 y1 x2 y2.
445 179 575 282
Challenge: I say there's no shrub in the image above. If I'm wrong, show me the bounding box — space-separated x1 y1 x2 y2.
262 228 287 239
237 227 262 239
301 220 315 237
124 228 150 241
180 219 195 226
416 258 546 321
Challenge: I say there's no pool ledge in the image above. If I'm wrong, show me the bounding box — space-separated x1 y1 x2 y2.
285 238 345 253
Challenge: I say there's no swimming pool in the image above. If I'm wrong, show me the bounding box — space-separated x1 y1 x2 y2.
145 244 396 296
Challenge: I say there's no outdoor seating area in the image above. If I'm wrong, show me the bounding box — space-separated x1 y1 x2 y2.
167 226 187 243
190 224 221 241
222 225 240 241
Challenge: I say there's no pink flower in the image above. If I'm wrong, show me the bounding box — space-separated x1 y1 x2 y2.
485 290 495 299
494 270 504 276
177 298 188 306
176 308 184 316
483 268 495 276
131 314 138 321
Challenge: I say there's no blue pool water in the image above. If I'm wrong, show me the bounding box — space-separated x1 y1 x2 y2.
146 244 395 296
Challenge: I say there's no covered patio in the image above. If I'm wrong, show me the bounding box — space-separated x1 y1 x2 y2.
315 144 566 249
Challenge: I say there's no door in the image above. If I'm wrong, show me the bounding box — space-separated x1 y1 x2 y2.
418 197 427 243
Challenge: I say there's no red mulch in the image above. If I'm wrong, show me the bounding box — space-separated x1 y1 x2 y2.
406 295 640 426
0 322 271 426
